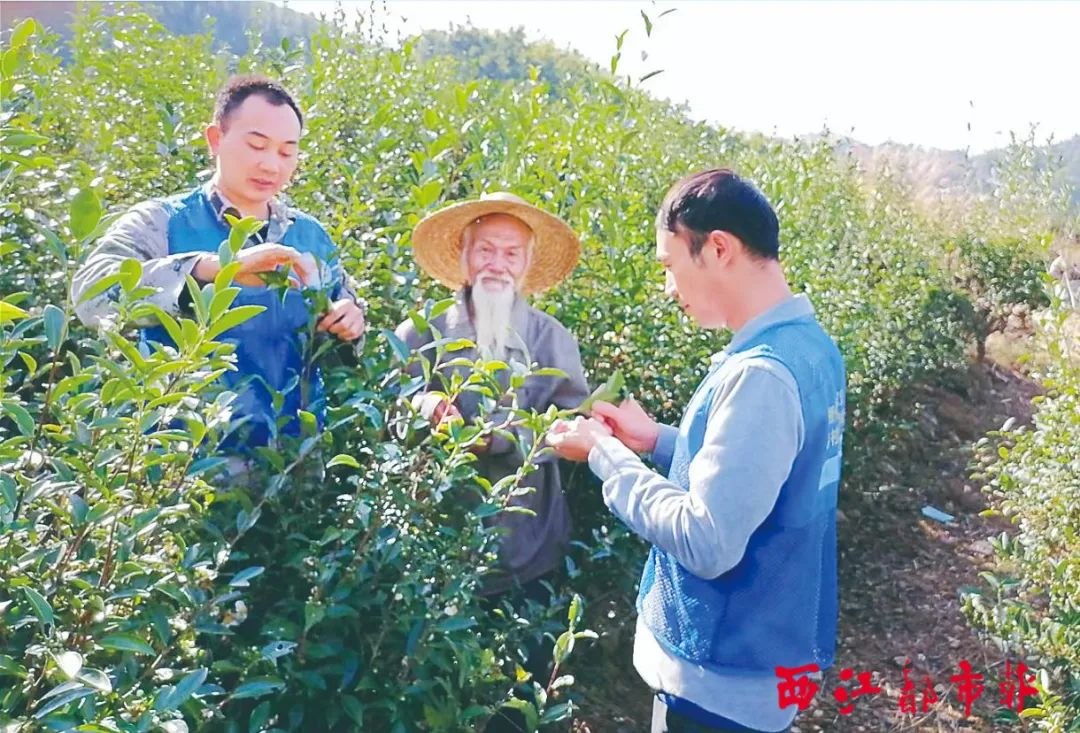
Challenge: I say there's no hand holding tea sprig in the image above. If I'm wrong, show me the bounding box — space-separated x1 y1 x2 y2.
590 397 661 454
193 242 319 288
549 369 663 460
193 244 365 342
316 296 365 342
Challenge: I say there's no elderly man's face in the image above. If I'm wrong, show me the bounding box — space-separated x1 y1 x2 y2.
464 214 532 293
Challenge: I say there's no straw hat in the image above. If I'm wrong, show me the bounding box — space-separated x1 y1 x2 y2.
411 192 580 295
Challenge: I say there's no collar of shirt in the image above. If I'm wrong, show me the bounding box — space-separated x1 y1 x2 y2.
711 294 815 366
442 289 532 357
202 181 294 232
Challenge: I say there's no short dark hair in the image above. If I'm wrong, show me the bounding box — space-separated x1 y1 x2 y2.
213 74 303 130
656 169 780 260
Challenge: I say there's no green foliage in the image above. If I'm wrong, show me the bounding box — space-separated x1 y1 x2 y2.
961 142 1080 729
965 285 1080 730
967 357 1080 729
578 370 624 415
945 233 1053 358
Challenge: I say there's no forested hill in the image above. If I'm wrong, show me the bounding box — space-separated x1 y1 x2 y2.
2 1 322 54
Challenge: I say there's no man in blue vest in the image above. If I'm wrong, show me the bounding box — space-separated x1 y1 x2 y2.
73 75 365 449
548 169 845 733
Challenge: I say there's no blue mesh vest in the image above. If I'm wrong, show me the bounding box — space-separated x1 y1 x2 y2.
637 314 846 675
141 187 337 449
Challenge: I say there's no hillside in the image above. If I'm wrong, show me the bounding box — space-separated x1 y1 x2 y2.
841 135 1080 209
5 4 1077 206
1 0 321 54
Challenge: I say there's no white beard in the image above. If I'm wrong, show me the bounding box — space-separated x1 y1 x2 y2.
471 277 517 361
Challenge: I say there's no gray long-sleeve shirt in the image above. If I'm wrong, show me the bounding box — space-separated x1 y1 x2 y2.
587 294 818 732
591 358 802 580
396 292 589 594
72 183 362 331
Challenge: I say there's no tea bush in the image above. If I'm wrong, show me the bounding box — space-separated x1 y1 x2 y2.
965 287 1080 732
958 125 1080 733
967 349 1080 730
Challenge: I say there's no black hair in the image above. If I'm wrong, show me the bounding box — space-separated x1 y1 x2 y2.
656 168 780 260
213 74 303 130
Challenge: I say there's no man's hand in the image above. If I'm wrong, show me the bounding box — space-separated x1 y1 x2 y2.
193 243 319 287
414 393 462 427
546 416 613 462
318 299 366 342
590 397 660 454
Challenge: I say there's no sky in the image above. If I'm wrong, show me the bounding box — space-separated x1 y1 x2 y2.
282 0 1079 153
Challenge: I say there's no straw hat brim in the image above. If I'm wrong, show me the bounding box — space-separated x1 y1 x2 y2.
411 198 580 295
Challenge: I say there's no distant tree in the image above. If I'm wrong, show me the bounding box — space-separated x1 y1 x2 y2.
414 24 600 93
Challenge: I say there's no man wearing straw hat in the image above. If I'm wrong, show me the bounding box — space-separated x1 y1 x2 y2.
396 192 590 599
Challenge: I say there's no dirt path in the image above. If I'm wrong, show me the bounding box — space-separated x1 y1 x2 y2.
571 360 1042 733
820 361 1041 733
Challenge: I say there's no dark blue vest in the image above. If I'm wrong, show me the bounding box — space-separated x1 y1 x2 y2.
141 187 337 448
637 314 846 675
